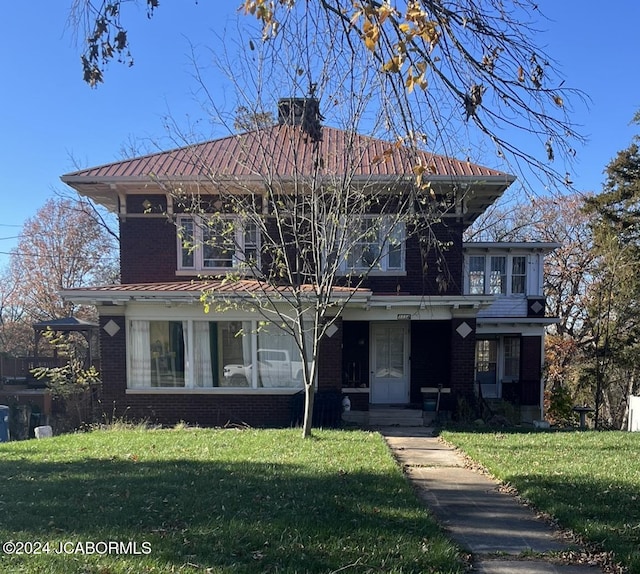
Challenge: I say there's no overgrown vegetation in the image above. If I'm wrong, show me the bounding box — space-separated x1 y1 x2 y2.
31 330 101 433
0 428 464 573
442 430 640 573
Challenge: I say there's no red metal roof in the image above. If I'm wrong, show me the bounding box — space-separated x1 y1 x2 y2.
63 125 511 181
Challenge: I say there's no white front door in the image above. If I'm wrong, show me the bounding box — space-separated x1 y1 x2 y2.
370 323 409 404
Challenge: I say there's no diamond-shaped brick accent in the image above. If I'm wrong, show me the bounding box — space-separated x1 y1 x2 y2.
456 321 473 339
325 323 338 338
103 319 121 337
530 300 544 314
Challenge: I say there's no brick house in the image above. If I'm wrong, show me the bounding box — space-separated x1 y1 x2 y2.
61 99 557 427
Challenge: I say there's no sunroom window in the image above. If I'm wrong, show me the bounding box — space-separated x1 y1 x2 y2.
177 215 260 272
340 216 405 273
128 319 304 390
466 254 528 295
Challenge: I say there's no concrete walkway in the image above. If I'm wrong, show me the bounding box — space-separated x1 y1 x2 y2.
380 427 606 574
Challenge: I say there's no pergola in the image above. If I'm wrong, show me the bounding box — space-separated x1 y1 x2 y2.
32 317 99 368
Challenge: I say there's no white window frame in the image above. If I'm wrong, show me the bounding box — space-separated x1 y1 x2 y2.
177 215 260 273
127 318 308 391
339 216 406 275
475 335 521 396
465 254 528 296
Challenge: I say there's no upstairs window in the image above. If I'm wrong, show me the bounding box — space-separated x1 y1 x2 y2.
340 216 405 274
511 256 527 294
490 256 506 295
177 215 260 273
468 256 485 294
466 254 528 295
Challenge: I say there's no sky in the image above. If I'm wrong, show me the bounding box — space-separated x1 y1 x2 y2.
1 2 639 264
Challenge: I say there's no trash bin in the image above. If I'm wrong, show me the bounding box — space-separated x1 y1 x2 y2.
0 405 10 442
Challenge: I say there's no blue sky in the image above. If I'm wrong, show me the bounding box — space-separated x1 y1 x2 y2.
1 2 639 262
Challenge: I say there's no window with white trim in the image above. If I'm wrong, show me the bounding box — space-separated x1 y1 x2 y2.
340 216 405 274
474 336 521 389
128 319 305 390
465 254 528 295
503 336 521 380
177 215 260 272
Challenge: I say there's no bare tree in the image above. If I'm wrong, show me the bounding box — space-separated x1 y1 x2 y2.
152 19 462 437
0 267 32 357
72 0 585 190
6 197 119 325
466 194 602 423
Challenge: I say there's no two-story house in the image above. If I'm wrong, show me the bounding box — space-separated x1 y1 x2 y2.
60 99 556 427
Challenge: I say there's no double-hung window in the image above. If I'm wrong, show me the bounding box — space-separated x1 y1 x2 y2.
177 215 260 273
466 254 528 295
341 216 405 274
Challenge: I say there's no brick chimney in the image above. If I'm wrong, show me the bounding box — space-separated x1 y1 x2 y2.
277 98 323 142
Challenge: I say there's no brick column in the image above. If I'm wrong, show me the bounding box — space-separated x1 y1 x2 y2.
317 318 342 392
98 315 128 419
449 317 477 398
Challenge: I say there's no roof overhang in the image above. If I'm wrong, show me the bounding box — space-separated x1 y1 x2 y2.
463 241 561 253
61 173 515 226
60 281 372 307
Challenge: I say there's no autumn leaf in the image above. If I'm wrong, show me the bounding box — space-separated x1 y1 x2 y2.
382 55 403 73
363 20 380 51
376 2 396 24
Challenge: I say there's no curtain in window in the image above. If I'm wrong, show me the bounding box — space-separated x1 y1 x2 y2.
242 320 252 368
129 320 151 388
469 256 485 294
193 321 214 387
257 323 303 388
490 256 507 294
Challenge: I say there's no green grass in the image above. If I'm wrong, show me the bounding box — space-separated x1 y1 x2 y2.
0 427 463 573
442 429 640 573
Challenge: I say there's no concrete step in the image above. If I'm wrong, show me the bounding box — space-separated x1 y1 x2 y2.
368 408 425 427
342 408 429 427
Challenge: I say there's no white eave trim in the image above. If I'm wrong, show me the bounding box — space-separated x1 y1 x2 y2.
60 288 372 306
463 241 561 252
367 295 495 310
477 317 560 326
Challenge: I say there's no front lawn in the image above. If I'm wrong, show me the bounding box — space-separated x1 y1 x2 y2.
442 429 640 573
0 427 463 573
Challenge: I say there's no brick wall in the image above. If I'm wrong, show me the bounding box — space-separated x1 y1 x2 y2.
342 391 369 411
97 314 336 428
118 194 465 295
449 318 477 398
122 393 296 427
98 315 127 418
360 221 464 296
317 318 342 392
120 217 178 284
520 335 542 406
410 321 451 403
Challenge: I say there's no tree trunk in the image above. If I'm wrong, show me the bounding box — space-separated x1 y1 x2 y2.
301 382 315 438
